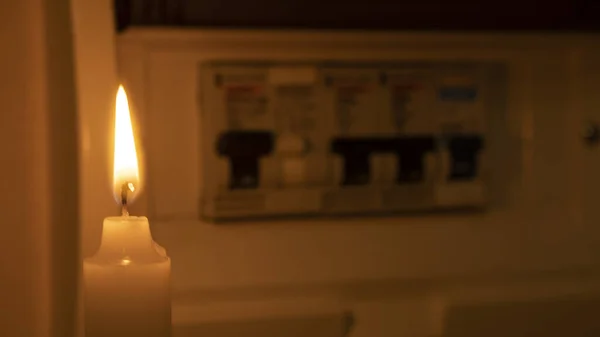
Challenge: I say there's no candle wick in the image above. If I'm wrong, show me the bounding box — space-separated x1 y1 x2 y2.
121 182 130 217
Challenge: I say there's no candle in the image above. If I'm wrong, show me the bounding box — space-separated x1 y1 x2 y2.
84 85 171 337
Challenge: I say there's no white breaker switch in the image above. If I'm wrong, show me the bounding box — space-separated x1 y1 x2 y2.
276 133 308 187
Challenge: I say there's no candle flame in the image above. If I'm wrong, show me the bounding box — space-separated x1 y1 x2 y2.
113 85 140 205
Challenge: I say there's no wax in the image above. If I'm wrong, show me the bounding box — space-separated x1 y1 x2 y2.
84 216 171 337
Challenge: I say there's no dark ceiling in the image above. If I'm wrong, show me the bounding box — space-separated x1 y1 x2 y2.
115 0 600 32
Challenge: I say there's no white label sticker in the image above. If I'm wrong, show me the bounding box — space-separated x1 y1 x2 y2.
225 84 269 130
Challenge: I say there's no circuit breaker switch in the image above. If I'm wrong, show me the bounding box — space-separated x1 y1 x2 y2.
276 133 309 186
447 135 483 181
393 137 436 183
216 131 274 189
331 138 377 186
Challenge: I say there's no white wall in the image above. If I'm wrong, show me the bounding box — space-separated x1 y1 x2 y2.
0 0 79 336
117 29 600 336
71 0 120 259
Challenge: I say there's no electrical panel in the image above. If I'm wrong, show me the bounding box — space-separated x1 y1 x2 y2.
199 62 494 219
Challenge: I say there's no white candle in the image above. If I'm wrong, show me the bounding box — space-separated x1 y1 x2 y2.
84 85 171 337
84 217 171 337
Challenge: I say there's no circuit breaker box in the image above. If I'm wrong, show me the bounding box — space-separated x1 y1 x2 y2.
199 62 497 219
